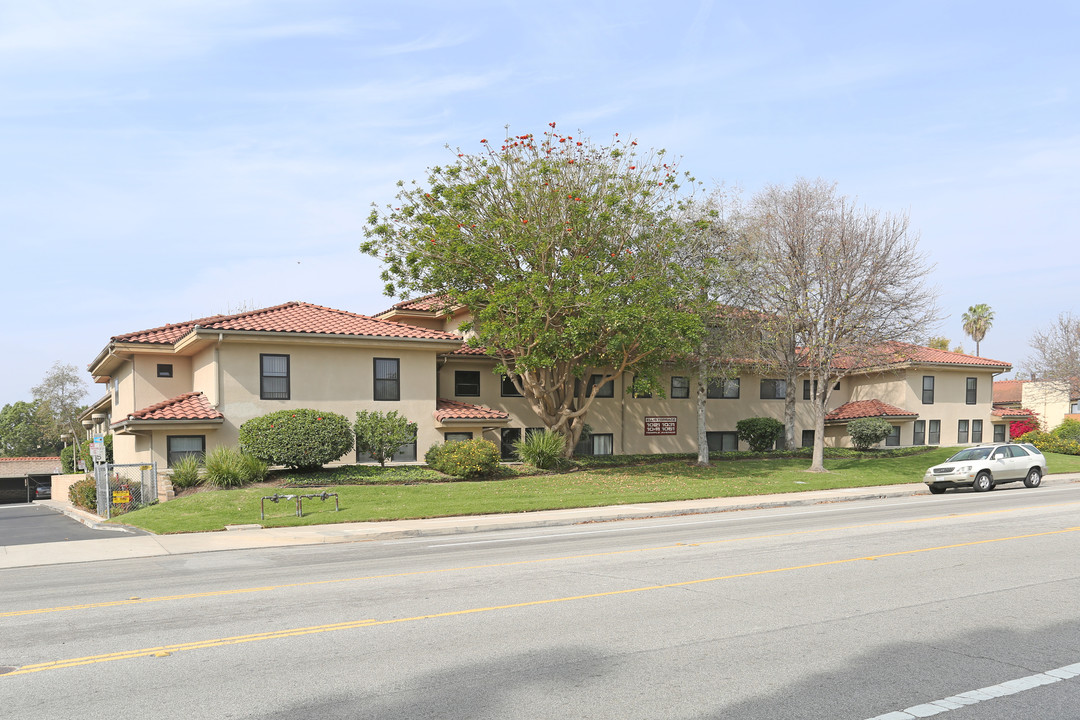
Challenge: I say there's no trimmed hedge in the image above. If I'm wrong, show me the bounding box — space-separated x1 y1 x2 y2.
425 438 501 478
847 417 895 451
239 409 354 470
69 476 97 512
736 417 784 453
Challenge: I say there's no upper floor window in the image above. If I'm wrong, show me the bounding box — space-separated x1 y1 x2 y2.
157 364 173 378
966 377 978 405
588 374 614 398
708 378 740 399
260 354 290 400
922 376 935 404
373 358 400 401
631 375 652 399
760 379 786 399
671 376 690 399
501 375 523 397
455 370 480 397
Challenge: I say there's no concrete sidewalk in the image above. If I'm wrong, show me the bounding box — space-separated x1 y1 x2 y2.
4 475 1078 570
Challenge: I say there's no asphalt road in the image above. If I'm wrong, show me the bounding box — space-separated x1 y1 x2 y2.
3 484 1079 719
0 503 138 546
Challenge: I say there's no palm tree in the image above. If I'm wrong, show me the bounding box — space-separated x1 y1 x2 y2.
962 304 994 356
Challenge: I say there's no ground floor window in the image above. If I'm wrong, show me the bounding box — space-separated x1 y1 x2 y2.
971 419 983 443
928 420 941 445
167 435 205 468
886 425 900 446
706 431 739 453
994 424 1006 442
575 433 613 456
957 419 969 444
444 432 473 443
500 428 522 460
801 430 815 448
358 427 416 463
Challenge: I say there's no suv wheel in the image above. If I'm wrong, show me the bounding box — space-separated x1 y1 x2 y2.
928 484 947 494
1024 468 1042 488
973 472 993 492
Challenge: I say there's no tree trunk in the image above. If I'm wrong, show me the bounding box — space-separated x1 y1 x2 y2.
696 355 709 466
808 378 828 472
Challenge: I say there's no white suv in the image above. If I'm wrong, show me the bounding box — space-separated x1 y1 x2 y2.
924 443 1047 494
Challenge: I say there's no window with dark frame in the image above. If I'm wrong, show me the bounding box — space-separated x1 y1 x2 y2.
928 419 941 445
500 428 522 460
260 354 290 400
575 433 613 456
706 431 739 453
631 375 652 399
671 376 690 399
157 364 173 378
972 419 983 443
454 370 481 397
913 420 926 446
588 375 614 398
958 419 969 444
501 375 523 397
445 431 473 443
966 377 978 405
994 424 1006 442
801 429 815 448
373 358 400 401
803 380 815 401
760 379 786 399
708 378 740 399
922 376 935 404
167 435 205 468
886 425 900 447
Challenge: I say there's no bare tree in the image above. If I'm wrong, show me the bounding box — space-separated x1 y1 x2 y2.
746 178 939 472
1026 312 1080 385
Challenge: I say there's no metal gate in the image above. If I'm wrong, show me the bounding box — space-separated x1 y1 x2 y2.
95 462 158 519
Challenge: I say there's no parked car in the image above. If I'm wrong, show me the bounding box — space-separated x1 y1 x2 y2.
924 443 1047 494
33 478 51 500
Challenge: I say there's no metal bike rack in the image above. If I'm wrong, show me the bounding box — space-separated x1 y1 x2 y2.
261 492 340 520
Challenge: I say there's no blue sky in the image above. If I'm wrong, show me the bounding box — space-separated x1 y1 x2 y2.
2 0 1077 407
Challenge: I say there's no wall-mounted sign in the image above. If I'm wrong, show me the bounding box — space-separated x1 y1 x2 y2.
644 416 677 436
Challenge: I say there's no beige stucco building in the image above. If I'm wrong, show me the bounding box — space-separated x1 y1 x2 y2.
84 298 1018 471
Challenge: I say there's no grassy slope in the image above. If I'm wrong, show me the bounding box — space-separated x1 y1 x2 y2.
115 449 1080 535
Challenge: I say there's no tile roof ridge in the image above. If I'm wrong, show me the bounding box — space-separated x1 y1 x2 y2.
0 456 62 461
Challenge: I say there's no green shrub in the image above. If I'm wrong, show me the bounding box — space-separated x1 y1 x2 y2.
1051 419 1080 443
514 429 568 470
847 417 896 450
61 444 76 474
170 454 203 489
736 417 784 453
1018 430 1080 456
69 476 97 512
355 410 418 466
203 446 268 488
426 438 500 478
239 409 354 470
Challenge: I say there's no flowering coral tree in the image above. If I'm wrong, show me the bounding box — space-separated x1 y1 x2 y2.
361 125 705 457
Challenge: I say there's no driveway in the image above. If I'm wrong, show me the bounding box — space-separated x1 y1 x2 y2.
0 504 142 546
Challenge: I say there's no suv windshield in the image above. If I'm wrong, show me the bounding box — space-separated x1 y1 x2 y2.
948 447 993 462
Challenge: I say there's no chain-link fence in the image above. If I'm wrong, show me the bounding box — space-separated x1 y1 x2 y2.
94 463 158 519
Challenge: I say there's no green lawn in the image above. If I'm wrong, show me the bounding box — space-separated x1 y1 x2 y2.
113 448 1080 535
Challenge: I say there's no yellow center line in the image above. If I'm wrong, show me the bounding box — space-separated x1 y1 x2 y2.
5 499 1080 619
6 525 1079 678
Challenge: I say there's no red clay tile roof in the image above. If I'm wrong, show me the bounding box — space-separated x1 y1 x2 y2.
825 399 918 422
448 345 488 356
991 407 1031 419
993 380 1025 404
125 392 224 422
433 399 510 422
112 302 463 345
828 342 1012 371
378 292 458 315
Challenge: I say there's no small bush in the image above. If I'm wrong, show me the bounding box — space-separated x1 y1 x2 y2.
204 446 268 488
847 417 895 451
426 438 500 479
170 454 203 489
514 429 568 470
1051 419 1080 443
239 409 354 470
355 410 418 466
1018 430 1080 456
69 476 97 512
736 417 784 452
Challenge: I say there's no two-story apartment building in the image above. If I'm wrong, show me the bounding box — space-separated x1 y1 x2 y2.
86 298 1016 469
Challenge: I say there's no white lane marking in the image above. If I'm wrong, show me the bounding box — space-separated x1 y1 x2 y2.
865 662 1080 719
424 487 1079 547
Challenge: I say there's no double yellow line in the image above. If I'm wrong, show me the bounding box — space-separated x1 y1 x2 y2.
6 525 1079 677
